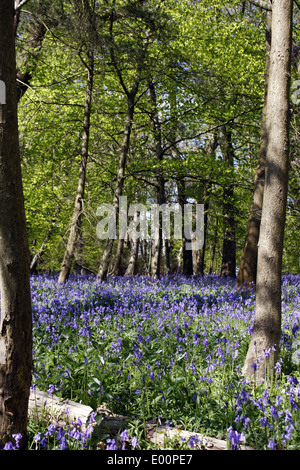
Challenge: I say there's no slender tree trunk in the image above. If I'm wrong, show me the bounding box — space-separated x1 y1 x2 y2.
97 92 136 281
58 50 94 284
193 135 217 276
242 0 293 380
209 217 218 274
177 244 183 273
177 177 193 276
125 237 139 276
194 198 209 275
149 81 166 278
30 208 60 274
0 0 32 448
219 127 236 278
236 12 272 288
98 14 149 281
163 239 171 274
111 238 125 276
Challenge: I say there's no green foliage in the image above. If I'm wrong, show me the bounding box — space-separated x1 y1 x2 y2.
16 0 300 274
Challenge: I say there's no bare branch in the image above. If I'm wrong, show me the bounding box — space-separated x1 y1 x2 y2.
248 0 272 11
15 0 30 11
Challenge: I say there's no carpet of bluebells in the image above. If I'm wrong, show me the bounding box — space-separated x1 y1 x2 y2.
3 274 300 450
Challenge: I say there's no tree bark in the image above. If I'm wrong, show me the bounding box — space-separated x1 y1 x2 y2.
58 50 94 284
97 91 136 281
97 10 150 281
236 12 271 288
209 217 218 275
177 177 193 276
219 127 236 278
242 0 293 380
125 237 139 276
163 239 171 274
0 0 32 448
194 198 209 276
149 81 166 278
193 135 217 276
111 238 125 276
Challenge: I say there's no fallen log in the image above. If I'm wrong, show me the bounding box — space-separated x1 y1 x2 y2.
148 426 254 450
28 389 254 450
28 388 94 430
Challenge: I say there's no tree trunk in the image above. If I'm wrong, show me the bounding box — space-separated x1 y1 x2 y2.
149 81 166 278
219 127 236 278
125 237 139 276
97 16 149 281
97 93 136 281
177 178 193 276
111 238 125 276
236 12 272 288
0 0 32 448
30 208 60 274
58 50 94 284
163 239 171 274
209 217 218 274
242 0 293 380
194 198 209 276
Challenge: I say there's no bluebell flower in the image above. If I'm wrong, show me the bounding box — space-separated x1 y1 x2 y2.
259 416 272 428
270 405 279 421
131 436 139 449
267 439 276 450
2 441 15 450
59 436 67 450
227 426 246 450
12 433 22 448
189 435 201 449
45 423 58 437
106 438 118 450
282 423 294 442
120 429 129 442
47 384 58 394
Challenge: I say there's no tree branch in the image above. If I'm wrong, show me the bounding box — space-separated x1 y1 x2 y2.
248 0 272 11
15 0 30 11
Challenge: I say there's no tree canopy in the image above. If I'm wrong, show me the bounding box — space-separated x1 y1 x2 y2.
15 0 300 277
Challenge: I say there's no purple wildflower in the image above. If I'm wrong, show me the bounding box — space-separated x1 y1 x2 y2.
2 442 15 450
131 436 139 449
106 438 118 450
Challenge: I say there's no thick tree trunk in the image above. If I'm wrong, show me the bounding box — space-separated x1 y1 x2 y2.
58 51 94 284
236 12 271 288
219 127 236 278
242 0 292 380
0 0 32 448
